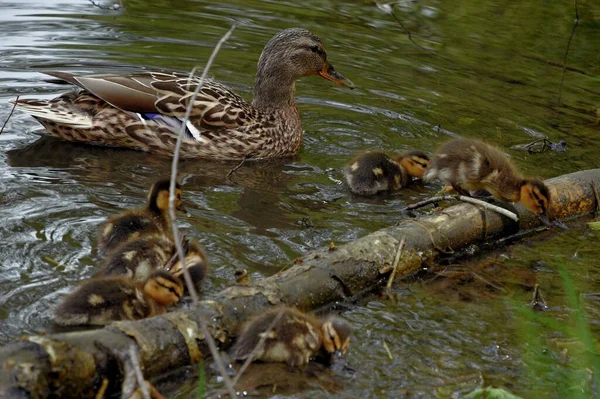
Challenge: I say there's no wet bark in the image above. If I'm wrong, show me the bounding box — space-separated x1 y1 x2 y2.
1 169 598 398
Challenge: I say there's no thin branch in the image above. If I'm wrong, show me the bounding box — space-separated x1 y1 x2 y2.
402 195 519 222
377 2 447 60
129 346 150 399
1 96 19 135
231 308 286 387
89 0 123 10
558 0 580 105
167 25 237 398
386 238 406 290
226 155 250 179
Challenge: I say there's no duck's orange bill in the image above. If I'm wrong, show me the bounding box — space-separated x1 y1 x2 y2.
318 62 355 89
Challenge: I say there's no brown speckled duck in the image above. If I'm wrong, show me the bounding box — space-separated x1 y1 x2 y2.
230 307 352 367
97 179 184 255
14 28 353 160
53 270 183 326
343 150 430 196
424 138 551 225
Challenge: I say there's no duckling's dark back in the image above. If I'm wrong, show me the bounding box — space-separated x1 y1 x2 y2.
230 307 321 366
343 151 407 196
98 234 175 282
53 278 148 326
97 211 166 255
425 139 518 183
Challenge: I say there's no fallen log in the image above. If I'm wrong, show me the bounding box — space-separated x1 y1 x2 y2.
1 169 598 398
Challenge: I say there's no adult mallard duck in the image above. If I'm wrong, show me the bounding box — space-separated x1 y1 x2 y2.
14 28 353 160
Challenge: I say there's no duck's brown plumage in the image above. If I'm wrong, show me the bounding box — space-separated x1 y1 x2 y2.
343 150 430 196
424 138 551 222
97 179 183 255
230 307 352 367
53 270 183 326
15 28 353 160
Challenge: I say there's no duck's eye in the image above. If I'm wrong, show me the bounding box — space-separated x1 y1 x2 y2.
310 45 319 53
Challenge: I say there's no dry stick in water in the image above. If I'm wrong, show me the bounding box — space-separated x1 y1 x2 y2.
558 0 579 105
402 195 520 222
129 345 151 399
167 25 237 398
1 95 19 135
386 238 406 290
230 308 286 387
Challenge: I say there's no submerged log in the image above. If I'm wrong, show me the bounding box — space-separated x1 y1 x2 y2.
1 169 599 398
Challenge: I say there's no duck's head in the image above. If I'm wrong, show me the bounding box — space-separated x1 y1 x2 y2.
143 270 184 306
396 150 431 179
321 315 352 357
148 179 186 214
520 179 551 227
254 28 353 107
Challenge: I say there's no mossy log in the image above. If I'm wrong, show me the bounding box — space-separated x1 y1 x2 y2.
1 169 599 398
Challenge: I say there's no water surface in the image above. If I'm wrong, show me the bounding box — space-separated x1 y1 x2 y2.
1 0 600 397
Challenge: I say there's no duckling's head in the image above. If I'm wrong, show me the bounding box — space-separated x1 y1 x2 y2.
321 315 352 356
396 150 431 179
143 270 183 306
148 179 185 214
255 28 353 105
520 179 551 226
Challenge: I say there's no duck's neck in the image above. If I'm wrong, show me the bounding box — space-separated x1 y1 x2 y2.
252 63 297 110
496 174 524 202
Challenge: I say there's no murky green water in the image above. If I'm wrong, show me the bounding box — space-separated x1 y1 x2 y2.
1 0 600 397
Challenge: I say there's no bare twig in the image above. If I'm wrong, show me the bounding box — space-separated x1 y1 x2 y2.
167 25 237 398
377 2 447 60
226 155 250 179
95 378 109 399
1 96 19 135
128 346 150 399
231 308 286 387
386 238 406 290
402 195 520 222
558 0 580 105
89 0 123 10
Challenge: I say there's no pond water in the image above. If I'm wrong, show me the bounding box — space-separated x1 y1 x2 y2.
1 0 600 397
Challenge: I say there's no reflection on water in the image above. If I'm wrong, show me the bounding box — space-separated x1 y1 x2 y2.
1 0 600 397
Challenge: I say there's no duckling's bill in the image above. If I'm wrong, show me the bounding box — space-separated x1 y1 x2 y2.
318 62 354 89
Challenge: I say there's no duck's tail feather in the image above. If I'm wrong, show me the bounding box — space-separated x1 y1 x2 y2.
14 98 94 128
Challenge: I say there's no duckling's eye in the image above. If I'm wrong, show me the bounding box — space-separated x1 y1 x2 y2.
310 45 319 53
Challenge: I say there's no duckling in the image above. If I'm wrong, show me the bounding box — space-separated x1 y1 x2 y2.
423 138 551 225
97 179 186 255
96 233 176 283
165 239 208 292
53 270 183 326
343 150 430 196
230 307 352 367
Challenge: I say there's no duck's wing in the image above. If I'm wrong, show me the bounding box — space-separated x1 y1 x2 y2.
44 71 160 113
44 71 258 129
150 72 257 129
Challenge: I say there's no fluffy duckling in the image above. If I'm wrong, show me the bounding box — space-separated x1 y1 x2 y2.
97 179 185 255
165 239 208 292
53 270 183 326
97 233 175 283
423 138 551 225
230 307 352 367
343 150 430 196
